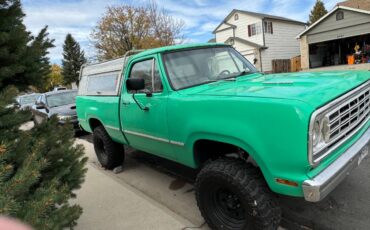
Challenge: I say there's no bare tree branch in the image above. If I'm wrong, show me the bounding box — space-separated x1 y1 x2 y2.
90 2 185 61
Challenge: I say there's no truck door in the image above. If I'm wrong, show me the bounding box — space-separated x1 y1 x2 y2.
120 56 174 159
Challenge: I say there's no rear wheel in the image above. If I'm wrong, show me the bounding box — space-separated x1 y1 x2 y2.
195 158 281 230
93 126 124 169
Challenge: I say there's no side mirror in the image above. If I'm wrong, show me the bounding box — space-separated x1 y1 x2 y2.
36 103 48 113
36 103 45 109
126 78 145 91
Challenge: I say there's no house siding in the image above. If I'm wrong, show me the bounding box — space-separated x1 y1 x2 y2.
232 41 260 70
262 21 306 72
306 9 370 44
233 14 264 46
215 13 264 46
307 23 370 44
215 28 233 43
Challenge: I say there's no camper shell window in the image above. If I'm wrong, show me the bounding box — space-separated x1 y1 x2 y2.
81 72 120 95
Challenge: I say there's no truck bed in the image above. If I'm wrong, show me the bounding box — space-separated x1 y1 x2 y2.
76 95 127 144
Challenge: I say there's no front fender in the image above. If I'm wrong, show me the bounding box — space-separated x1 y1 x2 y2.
168 95 314 197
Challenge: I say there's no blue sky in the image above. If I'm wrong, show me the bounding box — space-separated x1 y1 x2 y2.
22 0 339 64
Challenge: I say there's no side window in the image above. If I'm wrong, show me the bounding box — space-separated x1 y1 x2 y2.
129 59 163 93
86 72 119 95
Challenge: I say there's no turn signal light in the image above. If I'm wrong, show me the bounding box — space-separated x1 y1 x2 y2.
275 178 298 187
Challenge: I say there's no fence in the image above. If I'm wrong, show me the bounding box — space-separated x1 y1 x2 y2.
272 59 290 73
290 56 301 72
272 56 301 73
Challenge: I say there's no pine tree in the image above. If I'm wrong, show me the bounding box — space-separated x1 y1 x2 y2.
0 1 54 91
0 87 88 229
22 26 55 91
0 0 31 90
0 1 88 229
62 34 86 86
308 0 328 25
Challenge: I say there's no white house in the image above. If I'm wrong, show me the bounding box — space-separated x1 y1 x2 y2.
213 9 307 72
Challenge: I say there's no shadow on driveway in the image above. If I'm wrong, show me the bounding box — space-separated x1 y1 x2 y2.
79 134 369 230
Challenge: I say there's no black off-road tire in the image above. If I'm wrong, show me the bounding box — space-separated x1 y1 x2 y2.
93 126 124 170
195 158 281 230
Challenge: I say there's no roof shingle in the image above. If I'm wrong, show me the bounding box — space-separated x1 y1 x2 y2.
337 0 370 11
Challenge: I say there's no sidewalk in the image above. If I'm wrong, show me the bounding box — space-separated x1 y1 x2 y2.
74 163 195 230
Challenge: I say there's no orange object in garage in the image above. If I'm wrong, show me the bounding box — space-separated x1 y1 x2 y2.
347 55 354 65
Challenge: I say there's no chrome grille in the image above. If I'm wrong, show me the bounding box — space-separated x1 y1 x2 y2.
327 86 370 144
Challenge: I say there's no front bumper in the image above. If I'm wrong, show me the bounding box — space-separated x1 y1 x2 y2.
303 126 370 202
58 120 81 131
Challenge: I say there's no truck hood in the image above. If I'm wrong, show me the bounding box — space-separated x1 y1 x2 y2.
181 71 370 108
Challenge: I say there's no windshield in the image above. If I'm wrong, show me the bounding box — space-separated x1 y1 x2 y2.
163 46 257 90
46 91 77 107
19 95 39 105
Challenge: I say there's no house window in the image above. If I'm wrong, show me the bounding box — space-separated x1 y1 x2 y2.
336 11 344 20
248 23 262 37
234 13 239 21
264 21 273 34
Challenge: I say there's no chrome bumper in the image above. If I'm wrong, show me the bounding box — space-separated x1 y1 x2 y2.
303 126 370 202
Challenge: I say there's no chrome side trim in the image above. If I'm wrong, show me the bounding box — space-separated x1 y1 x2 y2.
309 81 370 166
303 126 370 202
78 118 86 122
105 125 120 131
124 130 168 143
169 140 185 147
123 129 184 146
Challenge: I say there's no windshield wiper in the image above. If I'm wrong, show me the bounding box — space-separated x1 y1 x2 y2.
233 70 250 78
217 70 252 81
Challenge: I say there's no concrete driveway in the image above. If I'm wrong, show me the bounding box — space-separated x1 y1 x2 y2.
75 134 370 230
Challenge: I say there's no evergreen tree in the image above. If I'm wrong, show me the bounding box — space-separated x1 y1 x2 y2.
0 0 54 91
308 0 328 25
22 26 55 91
0 1 87 229
0 87 88 229
62 34 86 86
0 0 31 90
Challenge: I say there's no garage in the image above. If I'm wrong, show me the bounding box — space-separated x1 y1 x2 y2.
298 2 370 70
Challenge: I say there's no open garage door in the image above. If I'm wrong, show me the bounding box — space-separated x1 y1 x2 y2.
309 34 370 68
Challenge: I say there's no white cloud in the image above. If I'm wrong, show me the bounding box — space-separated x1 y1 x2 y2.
22 0 329 63
22 0 121 63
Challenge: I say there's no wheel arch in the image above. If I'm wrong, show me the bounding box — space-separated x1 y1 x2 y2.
189 133 272 186
89 117 104 131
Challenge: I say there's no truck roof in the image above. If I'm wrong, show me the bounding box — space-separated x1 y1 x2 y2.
132 42 228 59
80 43 228 78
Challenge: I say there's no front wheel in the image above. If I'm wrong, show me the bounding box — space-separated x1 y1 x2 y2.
93 126 124 169
195 158 281 230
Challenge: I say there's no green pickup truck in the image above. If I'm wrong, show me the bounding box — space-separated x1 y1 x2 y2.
76 43 370 230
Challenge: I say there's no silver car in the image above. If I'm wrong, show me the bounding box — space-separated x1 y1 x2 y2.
16 93 40 110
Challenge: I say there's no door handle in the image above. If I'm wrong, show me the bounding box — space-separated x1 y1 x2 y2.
122 101 131 105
